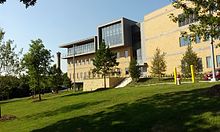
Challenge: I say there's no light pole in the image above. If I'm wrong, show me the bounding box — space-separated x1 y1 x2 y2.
72 44 76 91
209 9 217 82
210 36 217 82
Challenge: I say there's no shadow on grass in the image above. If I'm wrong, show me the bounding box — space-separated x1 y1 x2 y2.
32 85 220 132
26 100 107 120
137 77 173 83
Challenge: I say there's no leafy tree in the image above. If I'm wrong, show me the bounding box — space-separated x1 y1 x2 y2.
0 0 37 8
92 42 119 88
0 29 22 76
181 45 201 77
48 64 63 93
150 48 167 80
170 0 220 41
170 0 220 80
22 39 53 101
0 76 19 100
129 59 140 82
63 73 72 89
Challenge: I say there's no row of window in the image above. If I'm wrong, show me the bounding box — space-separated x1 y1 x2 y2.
68 50 129 65
101 23 123 46
68 42 95 56
116 50 129 58
68 58 93 65
69 68 129 80
179 34 220 47
178 13 198 27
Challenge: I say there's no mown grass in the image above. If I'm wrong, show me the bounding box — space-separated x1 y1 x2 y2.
0 82 220 132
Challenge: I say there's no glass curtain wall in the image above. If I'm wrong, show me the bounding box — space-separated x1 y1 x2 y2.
68 42 95 56
101 23 122 46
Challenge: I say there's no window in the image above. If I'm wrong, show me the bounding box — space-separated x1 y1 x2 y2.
117 52 120 59
125 50 129 58
101 22 122 46
195 35 201 43
179 36 191 47
69 73 71 80
70 42 95 56
80 72 83 79
206 56 212 68
216 55 220 67
136 49 142 61
204 33 210 41
178 13 198 27
84 72 87 79
76 73 79 79
125 68 129 75
198 58 203 72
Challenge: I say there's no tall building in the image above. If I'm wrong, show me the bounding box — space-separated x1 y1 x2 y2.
60 4 220 91
60 18 145 91
142 4 220 75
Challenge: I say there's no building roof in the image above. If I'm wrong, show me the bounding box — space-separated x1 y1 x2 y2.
59 36 96 48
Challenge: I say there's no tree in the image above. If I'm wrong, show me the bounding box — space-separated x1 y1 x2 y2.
0 29 22 76
0 0 37 8
181 45 201 77
62 73 72 89
151 48 167 80
170 0 220 80
92 42 119 89
129 59 140 82
22 39 53 101
48 64 63 93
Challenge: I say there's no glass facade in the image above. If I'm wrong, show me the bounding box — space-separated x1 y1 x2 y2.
101 23 122 46
68 42 95 56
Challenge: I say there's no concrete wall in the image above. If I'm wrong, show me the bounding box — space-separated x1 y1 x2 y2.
67 46 132 82
83 77 125 91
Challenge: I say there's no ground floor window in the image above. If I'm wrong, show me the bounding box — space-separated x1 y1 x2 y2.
206 56 212 68
125 68 129 75
216 55 220 67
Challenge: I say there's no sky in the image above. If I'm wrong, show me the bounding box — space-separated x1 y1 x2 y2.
0 0 171 72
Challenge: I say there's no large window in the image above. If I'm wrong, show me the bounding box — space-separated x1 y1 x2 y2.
136 49 142 61
216 55 220 67
206 56 212 68
125 50 129 58
68 42 95 56
179 36 191 47
101 23 122 46
198 58 203 72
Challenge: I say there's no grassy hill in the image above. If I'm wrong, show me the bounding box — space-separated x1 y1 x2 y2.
0 82 220 132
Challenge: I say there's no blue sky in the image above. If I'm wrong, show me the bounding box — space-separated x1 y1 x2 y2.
0 0 171 72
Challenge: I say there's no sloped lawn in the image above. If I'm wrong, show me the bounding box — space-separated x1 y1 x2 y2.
0 82 220 132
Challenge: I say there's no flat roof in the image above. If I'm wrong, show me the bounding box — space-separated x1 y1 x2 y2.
60 36 96 48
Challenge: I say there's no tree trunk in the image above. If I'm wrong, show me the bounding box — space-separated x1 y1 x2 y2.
104 74 106 89
0 105 1 118
38 93 41 101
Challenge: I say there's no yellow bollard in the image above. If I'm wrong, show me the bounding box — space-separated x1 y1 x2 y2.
191 65 195 83
174 67 177 85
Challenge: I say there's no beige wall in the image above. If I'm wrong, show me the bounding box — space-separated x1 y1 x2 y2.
83 77 124 91
143 4 220 75
66 46 132 91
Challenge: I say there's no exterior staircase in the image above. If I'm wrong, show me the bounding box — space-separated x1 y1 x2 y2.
115 77 132 88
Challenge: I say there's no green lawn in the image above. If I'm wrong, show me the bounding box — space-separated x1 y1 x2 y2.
0 82 220 132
